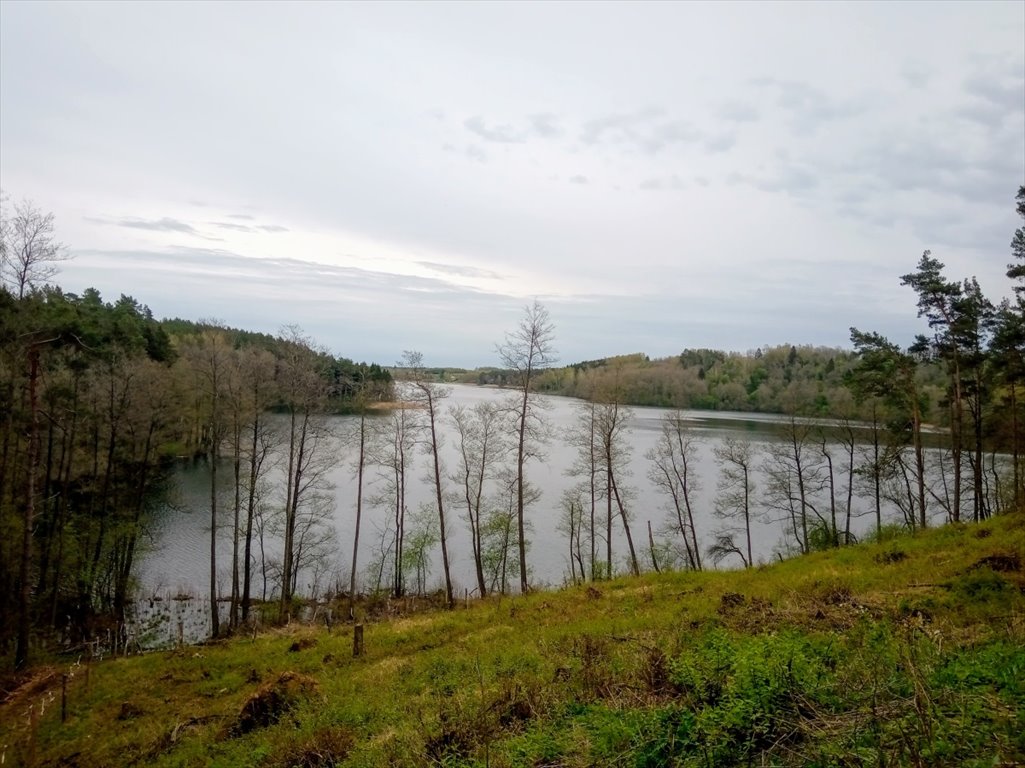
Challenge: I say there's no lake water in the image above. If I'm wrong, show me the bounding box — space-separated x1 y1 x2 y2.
136 384 946 604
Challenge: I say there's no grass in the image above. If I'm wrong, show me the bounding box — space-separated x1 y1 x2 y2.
3 513 1024 767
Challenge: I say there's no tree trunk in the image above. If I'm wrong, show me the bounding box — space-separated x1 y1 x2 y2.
515 382 530 592
348 412 366 619
15 347 40 669
428 398 453 608
647 520 661 574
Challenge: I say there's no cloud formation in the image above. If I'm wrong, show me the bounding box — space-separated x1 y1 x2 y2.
2 2 1021 365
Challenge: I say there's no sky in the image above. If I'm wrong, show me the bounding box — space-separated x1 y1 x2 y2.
1 1 1023 368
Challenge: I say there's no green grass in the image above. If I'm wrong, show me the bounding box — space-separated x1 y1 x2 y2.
3 513 1024 767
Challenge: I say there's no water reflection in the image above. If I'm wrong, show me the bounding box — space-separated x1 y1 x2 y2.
137 384 954 600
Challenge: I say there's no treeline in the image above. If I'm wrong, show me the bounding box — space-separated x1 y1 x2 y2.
468 347 953 420
0 200 394 668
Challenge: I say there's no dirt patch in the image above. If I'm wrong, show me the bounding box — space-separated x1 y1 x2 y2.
874 550 907 565
820 585 853 605
118 701 144 720
288 637 317 653
970 553 1021 573
231 671 320 735
717 592 746 614
275 726 356 767
0 665 58 711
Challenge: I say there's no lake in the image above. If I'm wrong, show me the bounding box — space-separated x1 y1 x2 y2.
136 384 949 606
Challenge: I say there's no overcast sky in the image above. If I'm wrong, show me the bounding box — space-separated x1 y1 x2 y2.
1 1 1023 367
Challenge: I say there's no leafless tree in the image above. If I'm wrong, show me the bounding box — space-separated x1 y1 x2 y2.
565 396 601 580
0 198 69 298
369 402 417 598
347 376 377 618
277 327 335 619
593 391 640 577
558 488 587 584
484 466 539 594
450 400 507 596
762 411 825 555
183 330 236 637
402 350 454 607
239 347 278 622
710 436 756 567
647 410 703 570
497 300 556 592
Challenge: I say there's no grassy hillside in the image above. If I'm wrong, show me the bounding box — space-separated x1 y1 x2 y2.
3 514 1023 767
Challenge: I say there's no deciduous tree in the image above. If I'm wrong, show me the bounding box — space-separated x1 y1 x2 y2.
497 301 556 591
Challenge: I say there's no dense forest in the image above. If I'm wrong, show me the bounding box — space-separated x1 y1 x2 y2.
1 187 1023 674
0 200 395 668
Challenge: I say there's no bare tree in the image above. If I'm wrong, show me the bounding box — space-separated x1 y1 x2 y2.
710 436 756 567
184 330 235 637
566 397 601 580
484 466 538 594
405 504 439 597
558 488 587 584
0 198 69 298
590 370 640 578
277 327 334 620
647 410 703 571
369 404 417 598
347 376 375 618
497 300 556 592
450 400 507 597
402 350 454 607
762 409 825 555
239 348 278 622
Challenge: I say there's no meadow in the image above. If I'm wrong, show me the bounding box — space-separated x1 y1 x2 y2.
3 513 1023 767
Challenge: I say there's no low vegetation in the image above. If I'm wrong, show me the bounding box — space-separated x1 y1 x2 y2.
3 512 1022 767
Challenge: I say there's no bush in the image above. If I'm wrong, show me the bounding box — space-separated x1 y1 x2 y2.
951 568 1009 602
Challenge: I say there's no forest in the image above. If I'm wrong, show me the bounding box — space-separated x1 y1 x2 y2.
1 187 1023 674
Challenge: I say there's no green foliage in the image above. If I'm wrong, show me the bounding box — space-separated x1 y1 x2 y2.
0 282 394 669
950 567 1010 602
4 514 1023 767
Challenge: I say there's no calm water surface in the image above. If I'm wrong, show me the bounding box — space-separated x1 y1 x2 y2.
137 385 933 600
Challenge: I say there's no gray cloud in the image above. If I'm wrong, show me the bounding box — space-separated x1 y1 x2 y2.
61 247 521 366
5 2 1021 364
208 220 288 234
581 108 704 154
959 67 1025 128
901 65 932 90
964 70 1024 112
580 108 735 155
718 101 759 122
464 115 526 144
569 174 589 185
703 133 736 153
727 165 818 196
529 112 561 137
754 78 863 134
118 216 200 234
639 175 685 191
211 221 255 233
417 260 505 280
445 142 487 163
62 246 902 367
